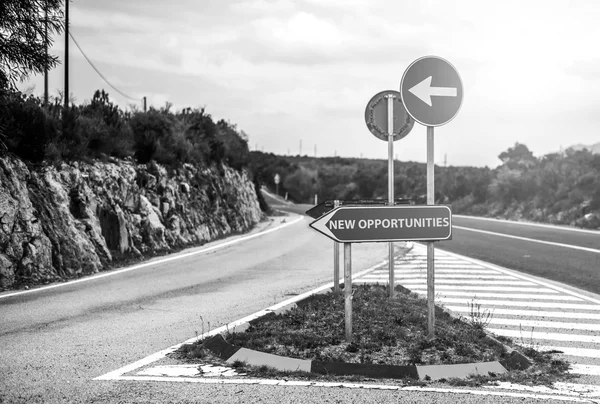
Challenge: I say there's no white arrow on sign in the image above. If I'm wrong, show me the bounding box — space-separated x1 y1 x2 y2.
408 76 457 107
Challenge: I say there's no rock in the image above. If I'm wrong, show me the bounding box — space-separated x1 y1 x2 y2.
0 253 14 288
138 195 167 250
0 155 263 289
499 350 532 371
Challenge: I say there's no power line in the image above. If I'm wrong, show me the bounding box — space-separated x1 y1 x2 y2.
68 31 141 102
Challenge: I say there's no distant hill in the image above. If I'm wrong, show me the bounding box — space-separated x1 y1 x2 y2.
567 142 600 154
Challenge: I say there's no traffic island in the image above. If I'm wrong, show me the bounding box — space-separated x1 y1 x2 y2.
172 284 575 385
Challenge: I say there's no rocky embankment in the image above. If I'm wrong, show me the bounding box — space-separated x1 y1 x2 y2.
0 156 264 289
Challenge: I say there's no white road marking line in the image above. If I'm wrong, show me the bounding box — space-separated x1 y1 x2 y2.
362 278 537 286
394 274 521 280
402 262 485 267
523 345 600 359
413 244 600 305
453 225 600 254
488 328 600 344
487 382 600 398
95 256 392 381
405 286 558 293
408 291 581 301
444 306 600 320
96 375 593 402
137 364 243 378
454 214 600 235
439 298 600 310
402 280 536 286
485 318 600 332
0 216 305 300
570 364 600 376
384 270 502 275
400 263 484 267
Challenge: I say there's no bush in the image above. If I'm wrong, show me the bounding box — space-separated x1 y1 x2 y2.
0 90 57 163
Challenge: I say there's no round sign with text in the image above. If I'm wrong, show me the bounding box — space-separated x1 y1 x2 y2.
364 90 414 142
400 56 463 127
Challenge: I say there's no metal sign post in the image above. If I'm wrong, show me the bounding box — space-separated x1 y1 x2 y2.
400 55 464 339
333 200 341 294
344 242 352 342
426 126 435 337
364 90 414 300
386 95 395 298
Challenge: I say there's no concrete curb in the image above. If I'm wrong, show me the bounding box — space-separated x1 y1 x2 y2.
202 333 507 381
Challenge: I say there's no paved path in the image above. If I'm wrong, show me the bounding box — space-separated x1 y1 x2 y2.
357 242 600 386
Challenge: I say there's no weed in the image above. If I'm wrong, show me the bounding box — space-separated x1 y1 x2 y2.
467 300 494 330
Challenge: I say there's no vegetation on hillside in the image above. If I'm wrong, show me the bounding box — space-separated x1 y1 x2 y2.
249 143 600 229
0 89 251 173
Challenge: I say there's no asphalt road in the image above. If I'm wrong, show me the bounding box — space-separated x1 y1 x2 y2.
437 215 600 295
1 192 598 403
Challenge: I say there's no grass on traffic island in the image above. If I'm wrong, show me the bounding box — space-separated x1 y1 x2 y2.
173 284 577 387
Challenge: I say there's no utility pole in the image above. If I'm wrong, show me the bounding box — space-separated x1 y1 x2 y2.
444 153 447 167
64 0 69 109
314 144 317 158
44 0 48 108
143 96 147 112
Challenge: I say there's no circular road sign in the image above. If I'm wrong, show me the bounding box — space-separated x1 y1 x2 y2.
364 90 414 142
400 56 463 127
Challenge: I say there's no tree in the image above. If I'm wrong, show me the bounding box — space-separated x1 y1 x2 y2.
0 0 64 90
498 142 537 169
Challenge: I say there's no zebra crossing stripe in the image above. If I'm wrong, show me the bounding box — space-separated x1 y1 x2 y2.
437 298 600 310
487 328 600 344
443 306 600 320
485 318 600 331
521 345 600 359
570 364 600 376
394 274 532 280
390 270 498 275
401 280 536 285
407 290 581 301
396 285 558 293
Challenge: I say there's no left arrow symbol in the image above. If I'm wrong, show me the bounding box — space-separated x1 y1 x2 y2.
408 76 457 107
309 208 341 242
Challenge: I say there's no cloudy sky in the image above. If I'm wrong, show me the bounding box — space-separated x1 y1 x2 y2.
19 0 600 167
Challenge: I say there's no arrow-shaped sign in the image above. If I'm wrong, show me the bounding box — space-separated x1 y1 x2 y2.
310 205 452 243
408 76 457 107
